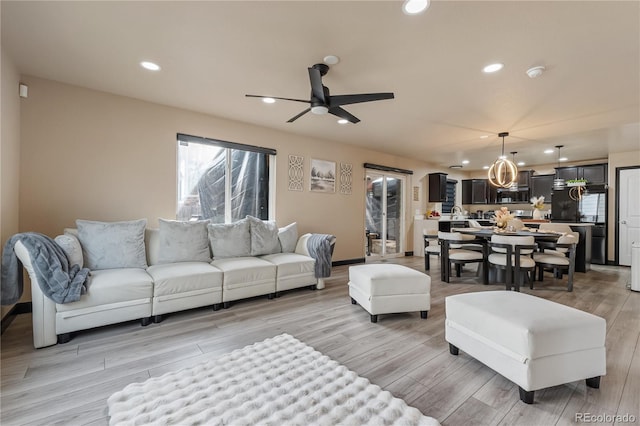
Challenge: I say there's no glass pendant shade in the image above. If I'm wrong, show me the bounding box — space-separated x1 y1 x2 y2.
488 133 518 188
553 145 565 189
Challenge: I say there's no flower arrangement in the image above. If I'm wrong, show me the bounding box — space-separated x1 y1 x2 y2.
494 207 514 229
530 196 545 210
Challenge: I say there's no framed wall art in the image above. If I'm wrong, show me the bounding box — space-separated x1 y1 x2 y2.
310 158 336 193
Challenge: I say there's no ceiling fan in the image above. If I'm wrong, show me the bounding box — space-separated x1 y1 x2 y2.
246 63 394 124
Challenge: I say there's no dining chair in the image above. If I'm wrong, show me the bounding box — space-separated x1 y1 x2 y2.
423 230 440 271
438 231 486 283
533 234 577 291
487 235 536 291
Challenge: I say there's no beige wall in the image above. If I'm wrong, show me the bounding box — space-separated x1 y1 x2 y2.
1 49 23 318
607 150 640 261
19 76 455 269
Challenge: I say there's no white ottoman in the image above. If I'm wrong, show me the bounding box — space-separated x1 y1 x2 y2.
348 264 431 323
445 291 606 404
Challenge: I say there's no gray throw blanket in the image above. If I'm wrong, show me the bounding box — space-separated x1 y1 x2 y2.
307 234 336 278
1 232 89 305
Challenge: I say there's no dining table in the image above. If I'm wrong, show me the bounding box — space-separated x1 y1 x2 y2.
451 227 563 285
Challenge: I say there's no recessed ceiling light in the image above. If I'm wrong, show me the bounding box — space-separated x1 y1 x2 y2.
483 165 490 170
323 55 340 65
140 61 161 71
544 149 554 154
517 161 525 166
480 135 489 139
483 63 504 73
337 119 349 124
402 0 430 15
559 157 568 162
262 97 276 104
462 160 470 165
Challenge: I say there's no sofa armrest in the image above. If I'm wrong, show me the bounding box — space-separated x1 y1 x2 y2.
295 233 336 278
14 241 58 348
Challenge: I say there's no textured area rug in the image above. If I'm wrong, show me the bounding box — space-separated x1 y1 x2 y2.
107 333 440 425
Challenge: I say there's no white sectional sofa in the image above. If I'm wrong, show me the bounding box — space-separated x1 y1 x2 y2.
12 217 335 348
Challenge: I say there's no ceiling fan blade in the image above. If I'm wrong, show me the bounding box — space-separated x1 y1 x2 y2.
308 67 326 103
246 94 310 104
329 106 360 124
329 93 395 107
287 108 311 123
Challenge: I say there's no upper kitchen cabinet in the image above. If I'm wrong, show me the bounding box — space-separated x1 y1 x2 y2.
462 179 488 204
555 164 607 185
581 164 607 185
516 170 533 189
428 173 448 202
531 174 554 201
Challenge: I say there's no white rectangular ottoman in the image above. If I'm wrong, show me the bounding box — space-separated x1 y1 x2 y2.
445 291 606 404
349 264 431 323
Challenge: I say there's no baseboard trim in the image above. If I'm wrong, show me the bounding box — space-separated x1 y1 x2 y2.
405 251 414 256
1 302 32 335
332 258 365 266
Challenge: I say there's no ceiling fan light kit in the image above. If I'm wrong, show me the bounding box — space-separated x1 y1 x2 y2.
246 62 394 124
488 132 518 188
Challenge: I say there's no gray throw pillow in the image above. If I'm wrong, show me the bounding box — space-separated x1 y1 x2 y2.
278 222 298 253
247 215 281 256
208 218 251 259
54 234 84 267
76 219 147 270
157 219 211 264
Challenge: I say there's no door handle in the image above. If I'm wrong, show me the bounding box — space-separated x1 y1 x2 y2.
621 220 627 224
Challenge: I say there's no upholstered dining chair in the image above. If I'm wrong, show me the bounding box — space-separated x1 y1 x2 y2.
423 230 440 271
533 233 577 291
487 235 536 291
438 231 486 283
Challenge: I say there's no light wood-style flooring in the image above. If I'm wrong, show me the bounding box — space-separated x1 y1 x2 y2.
1 257 638 425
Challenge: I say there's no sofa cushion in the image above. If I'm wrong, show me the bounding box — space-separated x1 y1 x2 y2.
157 219 211 264
260 253 315 277
54 234 84 268
278 222 298 253
56 268 153 312
147 262 223 296
208 219 251 259
247 215 281 256
212 257 276 289
76 219 147 270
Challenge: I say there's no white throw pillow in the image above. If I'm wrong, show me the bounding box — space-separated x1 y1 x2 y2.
247 215 281 256
278 222 298 253
157 219 211 264
54 234 84 268
76 219 147 270
208 218 251 259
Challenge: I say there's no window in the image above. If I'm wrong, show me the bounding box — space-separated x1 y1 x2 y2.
442 179 457 214
177 134 275 223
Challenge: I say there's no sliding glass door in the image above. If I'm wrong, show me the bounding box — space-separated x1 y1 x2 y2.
365 170 405 259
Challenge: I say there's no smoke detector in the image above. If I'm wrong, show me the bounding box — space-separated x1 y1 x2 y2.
526 66 545 78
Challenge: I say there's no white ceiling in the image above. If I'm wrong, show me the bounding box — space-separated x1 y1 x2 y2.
2 1 639 171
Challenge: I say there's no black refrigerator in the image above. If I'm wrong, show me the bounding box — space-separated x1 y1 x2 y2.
551 184 607 264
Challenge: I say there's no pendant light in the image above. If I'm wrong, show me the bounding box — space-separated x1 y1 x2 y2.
553 145 566 189
509 152 519 192
488 132 518 188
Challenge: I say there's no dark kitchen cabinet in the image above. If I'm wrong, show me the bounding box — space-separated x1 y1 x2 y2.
581 164 607 185
462 179 488 204
428 173 447 202
556 166 578 182
555 164 607 185
517 170 533 189
531 174 554 201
